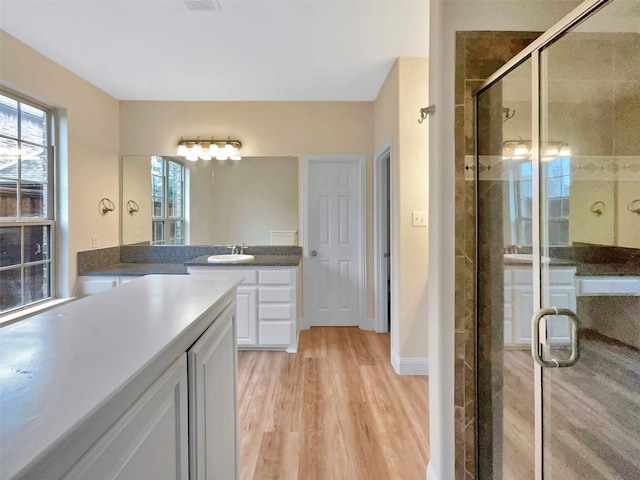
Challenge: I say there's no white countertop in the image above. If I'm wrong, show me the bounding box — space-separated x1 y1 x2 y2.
0 274 242 480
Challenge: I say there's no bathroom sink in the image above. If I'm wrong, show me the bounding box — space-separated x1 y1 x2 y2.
504 253 550 264
207 254 255 264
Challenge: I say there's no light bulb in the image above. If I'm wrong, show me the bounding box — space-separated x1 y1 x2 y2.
216 153 229 161
559 146 571 157
514 144 530 156
209 144 220 156
177 144 189 156
186 155 199 161
192 143 203 156
199 154 212 160
545 146 558 156
224 143 235 157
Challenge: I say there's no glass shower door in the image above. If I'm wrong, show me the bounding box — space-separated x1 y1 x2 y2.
537 1 640 478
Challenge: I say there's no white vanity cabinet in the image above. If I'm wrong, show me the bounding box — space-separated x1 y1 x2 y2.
0 275 240 480
62 355 189 480
188 266 298 352
79 275 141 296
504 265 577 346
62 303 238 480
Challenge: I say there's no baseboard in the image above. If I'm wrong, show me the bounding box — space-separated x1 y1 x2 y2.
359 317 375 331
391 350 429 375
426 463 438 480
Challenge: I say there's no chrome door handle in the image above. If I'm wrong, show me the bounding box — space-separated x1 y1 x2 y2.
531 307 580 368
311 250 318 256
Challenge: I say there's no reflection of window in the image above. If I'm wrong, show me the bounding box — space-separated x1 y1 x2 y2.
513 162 533 246
511 157 570 246
0 90 54 314
544 156 570 245
151 156 184 245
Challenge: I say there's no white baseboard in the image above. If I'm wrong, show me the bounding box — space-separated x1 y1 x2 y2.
426 463 438 480
391 350 429 375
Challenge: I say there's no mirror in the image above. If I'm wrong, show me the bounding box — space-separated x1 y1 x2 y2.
122 155 299 245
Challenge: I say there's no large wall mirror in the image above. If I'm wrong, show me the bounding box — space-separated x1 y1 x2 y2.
122 155 299 246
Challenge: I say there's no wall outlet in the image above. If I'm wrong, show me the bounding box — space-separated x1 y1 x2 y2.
91 236 99 248
412 211 428 227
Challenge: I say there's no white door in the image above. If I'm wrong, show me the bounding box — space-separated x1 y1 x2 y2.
303 155 365 327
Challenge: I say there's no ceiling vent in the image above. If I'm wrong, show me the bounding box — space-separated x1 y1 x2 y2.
182 0 221 12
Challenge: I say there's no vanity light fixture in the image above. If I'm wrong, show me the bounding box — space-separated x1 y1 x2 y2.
502 139 571 161
176 137 243 161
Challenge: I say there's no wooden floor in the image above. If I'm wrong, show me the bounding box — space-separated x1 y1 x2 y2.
237 327 430 480
503 331 640 480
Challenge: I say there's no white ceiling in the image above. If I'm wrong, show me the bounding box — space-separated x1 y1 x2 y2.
0 0 429 101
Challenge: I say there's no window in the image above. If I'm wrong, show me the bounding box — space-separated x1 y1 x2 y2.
0 91 54 314
151 156 184 245
510 156 570 247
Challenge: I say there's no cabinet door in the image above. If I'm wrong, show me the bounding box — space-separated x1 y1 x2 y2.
63 355 189 480
513 286 535 345
236 286 258 347
188 304 238 480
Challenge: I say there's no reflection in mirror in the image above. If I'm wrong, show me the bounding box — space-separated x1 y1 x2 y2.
122 155 299 246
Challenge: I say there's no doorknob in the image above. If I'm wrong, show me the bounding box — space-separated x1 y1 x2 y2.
531 307 580 368
311 250 318 256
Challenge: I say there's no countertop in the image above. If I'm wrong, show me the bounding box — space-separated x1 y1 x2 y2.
80 262 188 276
576 263 640 276
0 274 242 480
184 254 301 267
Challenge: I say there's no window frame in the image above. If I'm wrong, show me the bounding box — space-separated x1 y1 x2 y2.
151 156 184 246
0 88 56 315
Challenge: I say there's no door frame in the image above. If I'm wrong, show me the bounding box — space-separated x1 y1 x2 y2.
374 141 393 333
301 154 367 330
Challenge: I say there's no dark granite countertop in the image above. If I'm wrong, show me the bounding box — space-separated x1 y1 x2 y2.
80 263 188 276
184 254 301 267
576 263 640 276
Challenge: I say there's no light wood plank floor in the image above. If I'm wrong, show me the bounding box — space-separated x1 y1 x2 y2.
237 327 430 480
503 331 640 480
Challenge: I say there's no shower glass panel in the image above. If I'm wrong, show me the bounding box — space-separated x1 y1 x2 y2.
539 1 640 478
476 57 535 480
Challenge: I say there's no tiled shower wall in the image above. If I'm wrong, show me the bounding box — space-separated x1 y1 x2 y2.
454 31 540 479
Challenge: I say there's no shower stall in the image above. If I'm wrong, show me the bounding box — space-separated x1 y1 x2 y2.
474 0 640 478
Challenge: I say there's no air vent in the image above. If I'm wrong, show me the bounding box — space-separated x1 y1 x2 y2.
182 0 221 12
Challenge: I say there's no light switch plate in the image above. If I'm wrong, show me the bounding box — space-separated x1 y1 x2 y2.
412 211 428 227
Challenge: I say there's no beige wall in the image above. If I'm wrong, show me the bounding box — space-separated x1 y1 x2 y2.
122 156 152 245
374 57 430 360
0 31 120 296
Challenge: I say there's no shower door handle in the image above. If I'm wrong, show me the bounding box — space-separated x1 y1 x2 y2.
531 307 580 368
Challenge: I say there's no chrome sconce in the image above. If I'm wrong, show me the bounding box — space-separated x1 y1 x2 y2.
176 137 243 161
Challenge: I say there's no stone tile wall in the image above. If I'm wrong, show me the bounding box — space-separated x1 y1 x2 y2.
454 31 540 480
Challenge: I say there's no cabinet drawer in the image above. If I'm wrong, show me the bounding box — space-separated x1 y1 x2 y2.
259 304 294 320
190 269 257 285
259 269 293 285
548 269 575 285
260 287 294 303
259 322 292 346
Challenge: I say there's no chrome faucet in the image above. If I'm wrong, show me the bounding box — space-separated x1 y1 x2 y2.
229 243 247 255
504 244 520 254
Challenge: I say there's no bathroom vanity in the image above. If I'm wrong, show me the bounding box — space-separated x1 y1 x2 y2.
76 245 302 352
0 275 241 480
186 256 300 352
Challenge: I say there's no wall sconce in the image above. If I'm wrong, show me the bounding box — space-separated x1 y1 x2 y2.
176 137 243 161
